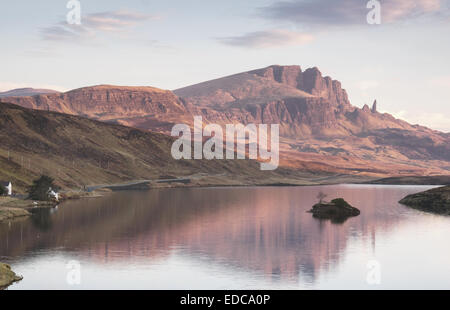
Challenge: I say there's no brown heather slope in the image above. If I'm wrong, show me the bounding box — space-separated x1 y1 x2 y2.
3 65 450 177
0 102 324 193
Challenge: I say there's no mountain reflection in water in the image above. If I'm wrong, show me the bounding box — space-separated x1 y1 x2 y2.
1 185 449 289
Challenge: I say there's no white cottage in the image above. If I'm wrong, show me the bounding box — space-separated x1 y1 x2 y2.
47 187 59 202
0 181 12 196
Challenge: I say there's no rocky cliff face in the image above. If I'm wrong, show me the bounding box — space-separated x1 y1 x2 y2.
2 65 450 177
249 65 351 108
174 65 409 138
6 85 186 120
2 67 395 138
5 85 190 133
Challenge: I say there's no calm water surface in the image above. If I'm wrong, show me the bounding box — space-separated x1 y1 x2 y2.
1 185 449 290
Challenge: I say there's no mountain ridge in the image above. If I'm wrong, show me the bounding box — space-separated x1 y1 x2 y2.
0 87 60 98
2 65 449 177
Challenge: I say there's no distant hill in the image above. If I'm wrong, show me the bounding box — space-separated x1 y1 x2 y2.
2 65 450 178
370 175 450 185
0 88 59 98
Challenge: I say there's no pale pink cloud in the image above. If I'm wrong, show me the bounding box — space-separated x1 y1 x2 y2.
260 0 448 26
218 30 314 48
383 0 442 22
40 10 158 41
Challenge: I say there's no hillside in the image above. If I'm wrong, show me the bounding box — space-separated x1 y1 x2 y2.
2 65 450 178
0 102 317 193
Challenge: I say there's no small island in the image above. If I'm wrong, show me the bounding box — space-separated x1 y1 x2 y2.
0 263 22 290
308 193 361 223
399 185 450 215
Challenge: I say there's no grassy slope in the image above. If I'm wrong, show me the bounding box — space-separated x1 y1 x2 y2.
0 102 326 193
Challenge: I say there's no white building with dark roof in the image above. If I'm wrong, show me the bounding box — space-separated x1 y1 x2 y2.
0 181 12 196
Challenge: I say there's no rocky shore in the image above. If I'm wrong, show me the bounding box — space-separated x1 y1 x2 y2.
399 186 450 215
0 263 22 290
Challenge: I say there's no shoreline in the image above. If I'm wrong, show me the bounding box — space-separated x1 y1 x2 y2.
0 190 107 224
2 174 447 224
82 176 449 192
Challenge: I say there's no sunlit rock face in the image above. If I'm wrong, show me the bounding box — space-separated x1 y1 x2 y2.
3 65 450 176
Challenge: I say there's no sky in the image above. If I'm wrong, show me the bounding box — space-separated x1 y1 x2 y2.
1 0 450 132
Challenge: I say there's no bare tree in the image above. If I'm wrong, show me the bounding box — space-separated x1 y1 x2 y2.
317 191 327 203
